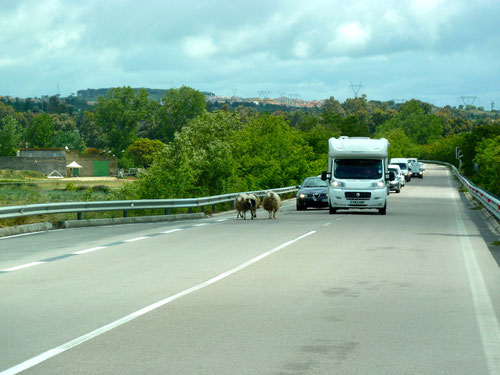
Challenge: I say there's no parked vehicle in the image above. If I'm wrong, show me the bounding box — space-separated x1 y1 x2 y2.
390 158 411 182
321 136 391 215
296 176 329 210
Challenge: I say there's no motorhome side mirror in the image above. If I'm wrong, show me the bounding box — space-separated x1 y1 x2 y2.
388 171 396 181
321 171 328 181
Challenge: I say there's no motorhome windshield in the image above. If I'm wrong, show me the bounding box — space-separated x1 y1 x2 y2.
333 159 383 179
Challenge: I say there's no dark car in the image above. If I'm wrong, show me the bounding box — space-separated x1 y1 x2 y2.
296 176 328 210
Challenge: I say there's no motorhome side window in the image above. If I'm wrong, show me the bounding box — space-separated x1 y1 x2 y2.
334 159 383 179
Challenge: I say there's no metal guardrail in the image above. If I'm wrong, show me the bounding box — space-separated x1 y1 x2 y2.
0 186 298 221
423 160 500 220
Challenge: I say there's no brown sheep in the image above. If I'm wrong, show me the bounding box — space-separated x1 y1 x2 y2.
246 193 261 220
262 191 281 219
234 193 249 219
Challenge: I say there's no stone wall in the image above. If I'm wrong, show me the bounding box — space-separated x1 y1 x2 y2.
0 157 67 176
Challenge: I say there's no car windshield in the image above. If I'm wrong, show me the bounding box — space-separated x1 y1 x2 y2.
394 163 408 171
333 159 383 179
302 177 327 187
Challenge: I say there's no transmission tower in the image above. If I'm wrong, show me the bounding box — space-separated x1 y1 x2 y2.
491 101 495 111
459 96 478 106
350 82 363 98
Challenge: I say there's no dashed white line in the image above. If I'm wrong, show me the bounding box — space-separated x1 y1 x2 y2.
0 230 316 375
161 229 183 234
322 222 331 227
1 262 46 272
124 237 149 242
216 219 228 222
193 223 208 227
72 246 107 255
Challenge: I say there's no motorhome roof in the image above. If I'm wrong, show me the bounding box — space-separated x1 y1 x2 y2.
328 137 389 159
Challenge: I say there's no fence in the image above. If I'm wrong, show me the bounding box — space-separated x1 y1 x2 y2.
0 187 298 221
424 160 500 220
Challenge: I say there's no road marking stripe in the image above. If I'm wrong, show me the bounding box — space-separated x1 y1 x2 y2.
73 246 106 255
160 229 183 234
0 231 46 240
322 222 331 227
449 173 500 374
1 262 46 272
0 230 316 375
193 223 208 227
216 219 228 222
124 237 148 242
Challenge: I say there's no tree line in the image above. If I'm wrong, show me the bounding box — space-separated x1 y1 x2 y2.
0 86 498 196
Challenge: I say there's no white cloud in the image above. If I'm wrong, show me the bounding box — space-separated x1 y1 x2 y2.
183 35 217 58
293 41 310 59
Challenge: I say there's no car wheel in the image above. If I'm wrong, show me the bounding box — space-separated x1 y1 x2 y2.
379 203 387 215
329 205 336 214
396 188 400 193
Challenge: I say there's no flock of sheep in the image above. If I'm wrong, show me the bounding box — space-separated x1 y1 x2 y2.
234 191 282 220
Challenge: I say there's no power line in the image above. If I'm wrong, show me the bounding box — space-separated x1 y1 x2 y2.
350 82 362 98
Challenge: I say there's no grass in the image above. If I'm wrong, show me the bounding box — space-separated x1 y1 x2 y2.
0 170 138 227
493 241 500 246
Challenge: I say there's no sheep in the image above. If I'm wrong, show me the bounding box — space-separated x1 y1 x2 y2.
234 193 249 219
246 193 261 220
262 191 281 219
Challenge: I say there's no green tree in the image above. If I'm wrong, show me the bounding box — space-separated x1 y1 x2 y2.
232 114 315 190
156 86 206 143
26 113 54 147
94 87 150 155
377 99 443 145
0 116 21 155
135 110 241 198
473 135 500 196
128 138 166 168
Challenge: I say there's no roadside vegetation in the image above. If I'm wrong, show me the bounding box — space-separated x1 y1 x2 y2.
1 87 499 205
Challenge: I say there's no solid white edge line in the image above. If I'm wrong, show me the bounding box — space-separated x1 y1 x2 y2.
449 172 500 374
0 231 46 240
72 247 107 255
2 262 46 272
0 230 316 375
124 237 148 242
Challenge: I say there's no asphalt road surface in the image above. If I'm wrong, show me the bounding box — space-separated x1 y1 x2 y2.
1 165 499 374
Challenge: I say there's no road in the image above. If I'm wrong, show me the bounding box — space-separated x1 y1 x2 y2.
1 165 499 374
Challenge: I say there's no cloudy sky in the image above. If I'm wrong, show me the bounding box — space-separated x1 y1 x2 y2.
1 0 498 107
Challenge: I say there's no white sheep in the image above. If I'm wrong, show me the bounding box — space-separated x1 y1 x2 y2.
262 191 281 219
234 193 249 219
246 193 261 220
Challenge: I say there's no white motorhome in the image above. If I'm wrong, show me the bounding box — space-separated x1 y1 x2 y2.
321 136 391 215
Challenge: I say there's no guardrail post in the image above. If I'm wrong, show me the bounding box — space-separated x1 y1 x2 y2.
188 207 193 214
77 212 82 220
123 210 128 217
201 206 205 213
164 208 169 215
212 204 216 213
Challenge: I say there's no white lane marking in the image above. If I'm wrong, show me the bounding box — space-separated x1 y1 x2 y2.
449 174 500 374
336 218 343 221
0 232 46 240
1 230 316 375
160 229 183 234
124 237 148 243
1 262 46 272
322 222 331 227
72 247 107 255
194 223 208 227
216 219 228 222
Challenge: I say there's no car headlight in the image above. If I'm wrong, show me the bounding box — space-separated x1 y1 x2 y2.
332 180 339 187
299 193 306 199
377 181 385 188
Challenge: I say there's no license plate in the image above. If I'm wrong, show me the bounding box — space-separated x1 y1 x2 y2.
349 200 365 204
